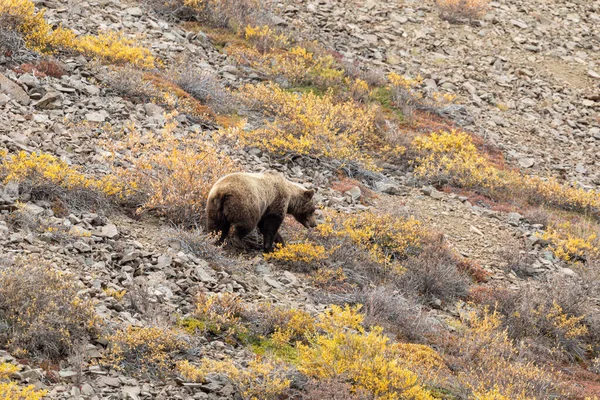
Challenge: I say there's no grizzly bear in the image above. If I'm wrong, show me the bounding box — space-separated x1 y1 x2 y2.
206 171 317 252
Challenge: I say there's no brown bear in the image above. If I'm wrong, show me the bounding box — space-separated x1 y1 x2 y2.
206 171 317 252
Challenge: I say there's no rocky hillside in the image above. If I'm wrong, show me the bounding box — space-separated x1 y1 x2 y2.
0 0 599 399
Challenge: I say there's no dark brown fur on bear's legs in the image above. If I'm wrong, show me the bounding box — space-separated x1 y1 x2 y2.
258 214 285 252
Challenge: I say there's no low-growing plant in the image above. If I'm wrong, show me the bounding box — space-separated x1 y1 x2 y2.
178 357 291 400
221 83 398 170
245 24 288 54
145 0 270 31
540 220 599 263
314 210 428 279
227 43 346 89
472 279 597 361
106 115 237 224
435 0 489 23
189 292 248 338
351 287 441 343
242 303 315 342
446 305 568 399
104 326 189 378
411 130 600 218
0 362 47 399
170 63 236 114
297 304 435 399
264 241 328 271
0 257 99 359
0 0 154 66
0 149 122 211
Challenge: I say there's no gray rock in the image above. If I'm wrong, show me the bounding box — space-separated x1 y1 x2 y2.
85 112 106 123
126 6 144 16
74 241 92 253
122 385 142 400
32 92 61 109
100 223 119 239
588 70 600 79
518 157 535 168
374 181 401 195
345 186 362 201
0 73 30 105
507 212 522 226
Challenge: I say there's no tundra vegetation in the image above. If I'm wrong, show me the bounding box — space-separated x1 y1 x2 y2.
0 0 599 398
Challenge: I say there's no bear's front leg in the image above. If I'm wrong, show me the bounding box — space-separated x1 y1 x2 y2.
259 214 284 252
274 232 285 246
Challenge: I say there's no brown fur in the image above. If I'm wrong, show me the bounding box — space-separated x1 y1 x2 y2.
206 171 317 251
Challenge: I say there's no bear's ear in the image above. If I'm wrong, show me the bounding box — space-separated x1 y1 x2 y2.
304 189 315 200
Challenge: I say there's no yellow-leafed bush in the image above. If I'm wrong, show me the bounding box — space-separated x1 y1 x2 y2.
387 72 456 123
0 0 154 67
264 241 327 269
222 83 398 170
0 257 99 359
316 211 426 274
412 130 600 218
0 363 47 399
540 221 599 262
178 357 291 400
107 115 237 224
227 44 345 89
297 305 434 400
448 306 566 399
0 150 124 197
74 31 154 68
244 24 288 53
192 292 247 336
105 326 189 378
0 382 47 400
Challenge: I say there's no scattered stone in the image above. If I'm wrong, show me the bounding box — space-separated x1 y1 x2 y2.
0 73 30 105
85 112 106 123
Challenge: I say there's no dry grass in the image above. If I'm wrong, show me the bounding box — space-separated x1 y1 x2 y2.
169 61 237 114
144 0 272 31
471 278 598 362
435 0 489 23
0 257 99 360
301 379 374 400
398 241 470 303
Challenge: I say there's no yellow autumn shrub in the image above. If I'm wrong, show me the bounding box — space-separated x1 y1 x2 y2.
244 24 288 53
297 305 434 400
412 130 600 217
191 292 247 336
221 83 400 170
0 363 47 399
0 149 124 197
264 241 327 266
0 257 99 359
106 114 237 224
316 210 426 274
435 0 489 22
104 326 189 378
0 0 154 67
449 306 566 399
178 357 291 400
540 220 599 262
228 43 345 88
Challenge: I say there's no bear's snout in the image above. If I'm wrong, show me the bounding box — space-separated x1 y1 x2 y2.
302 215 318 229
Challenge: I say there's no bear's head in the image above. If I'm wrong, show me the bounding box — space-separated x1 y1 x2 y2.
291 189 317 229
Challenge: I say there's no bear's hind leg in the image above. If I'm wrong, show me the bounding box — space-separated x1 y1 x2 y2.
231 223 253 250
216 222 230 245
